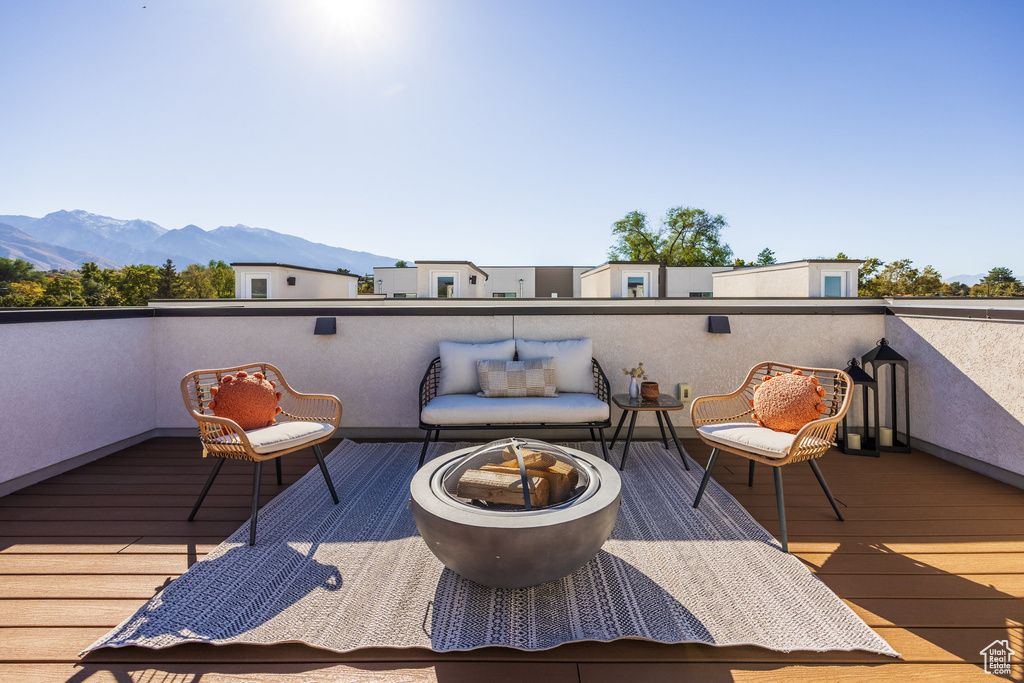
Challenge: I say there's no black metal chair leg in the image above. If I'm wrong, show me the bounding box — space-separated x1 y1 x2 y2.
619 412 638 471
313 444 339 504
662 414 690 470
275 457 282 485
598 428 609 461
692 448 719 508
433 430 440 442
809 459 844 521
188 457 225 521
773 466 788 553
418 430 433 468
590 428 597 441
748 460 755 487
610 410 628 448
655 411 670 449
249 462 263 546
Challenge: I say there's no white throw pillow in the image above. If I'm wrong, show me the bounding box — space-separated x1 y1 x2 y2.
515 338 594 394
438 339 516 395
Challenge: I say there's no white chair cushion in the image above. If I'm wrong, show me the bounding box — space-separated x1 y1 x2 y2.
697 422 829 459
438 339 517 396
216 421 335 455
421 393 610 426
515 338 594 393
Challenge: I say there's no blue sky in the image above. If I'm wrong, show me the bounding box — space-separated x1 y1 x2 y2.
1 0 1021 278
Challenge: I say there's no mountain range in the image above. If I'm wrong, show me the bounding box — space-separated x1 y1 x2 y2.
0 210 400 274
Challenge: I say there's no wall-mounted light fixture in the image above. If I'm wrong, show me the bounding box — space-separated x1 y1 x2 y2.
519 278 524 297
286 276 296 286
469 275 477 285
314 317 337 335
707 316 731 334
377 279 383 293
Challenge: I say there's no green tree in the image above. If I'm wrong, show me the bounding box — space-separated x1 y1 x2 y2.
207 260 235 298
179 263 214 299
857 257 884 297
755 248 777 266
115 265 159 305
0 280 44 306
975 267 1024 296
0 258 46 286
912 265 944 296
608 206 733 266
940 281 971 297
394 260 409 268
39 274 85 306
337 268 351 274
156 259 180 299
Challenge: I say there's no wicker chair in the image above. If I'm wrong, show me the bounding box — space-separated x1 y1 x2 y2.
180 362 341 545
690 361 852 552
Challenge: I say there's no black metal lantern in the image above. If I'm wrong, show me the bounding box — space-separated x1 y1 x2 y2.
862 338 911 453
839 358 879 457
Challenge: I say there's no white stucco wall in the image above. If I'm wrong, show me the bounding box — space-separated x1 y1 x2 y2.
580 267 610 297
1 318 157 484
664 267 733 297
885 314 1024 477
714 264 811 297
374 267 419 297
484 267 535 298
416 264 487 298
234 265 356 299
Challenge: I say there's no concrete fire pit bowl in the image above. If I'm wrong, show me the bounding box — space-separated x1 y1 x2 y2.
411 440 621 589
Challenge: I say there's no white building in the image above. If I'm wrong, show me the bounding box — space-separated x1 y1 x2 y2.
232 263 360 299
712 260 862 298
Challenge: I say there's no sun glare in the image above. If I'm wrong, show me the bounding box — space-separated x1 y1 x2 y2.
315 0 387 43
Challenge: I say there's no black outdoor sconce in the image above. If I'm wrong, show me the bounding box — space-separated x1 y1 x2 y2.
839 358 879 457
313 317 336 335
469 275 477 285
287 276 296 286
707 316 731 334
862 338 911 453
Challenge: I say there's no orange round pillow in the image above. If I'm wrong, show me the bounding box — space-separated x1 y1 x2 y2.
208 370 283 431
750 370 828 434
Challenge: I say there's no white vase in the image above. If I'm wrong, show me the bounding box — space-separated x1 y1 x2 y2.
629 377 640 398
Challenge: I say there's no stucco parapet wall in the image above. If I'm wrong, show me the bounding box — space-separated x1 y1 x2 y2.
713 260 864 279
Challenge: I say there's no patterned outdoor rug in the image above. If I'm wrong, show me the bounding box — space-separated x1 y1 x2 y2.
83 440 897 657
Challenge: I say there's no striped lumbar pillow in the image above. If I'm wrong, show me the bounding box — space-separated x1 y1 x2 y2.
477 358 558 398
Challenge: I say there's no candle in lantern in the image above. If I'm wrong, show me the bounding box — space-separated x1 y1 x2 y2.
846 433 861 450
879 427 894 447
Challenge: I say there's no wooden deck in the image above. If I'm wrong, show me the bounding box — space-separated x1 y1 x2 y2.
1 437 1022 682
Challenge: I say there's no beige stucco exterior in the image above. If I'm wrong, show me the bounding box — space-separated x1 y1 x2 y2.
580 263 661 298
374 266 419 297
413 262 488 298
664 267 734 297
233 264 358 299
713 261 860 298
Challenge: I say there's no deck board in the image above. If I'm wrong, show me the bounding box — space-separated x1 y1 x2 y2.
0 436 1021 681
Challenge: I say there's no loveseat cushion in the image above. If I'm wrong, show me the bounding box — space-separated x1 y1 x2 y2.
477 357 557 398
421 393 610 426
215 420 335 455
438 339 517 395
515 338 594 393
697 422 829 459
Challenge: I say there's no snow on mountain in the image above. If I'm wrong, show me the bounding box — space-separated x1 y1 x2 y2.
2 210 399 275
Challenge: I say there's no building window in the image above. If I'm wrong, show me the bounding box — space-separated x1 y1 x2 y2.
244 273 270 299
689 291 713 298
492 292 517 298
623 273 650 298
822 272 848 297
430 271 459 298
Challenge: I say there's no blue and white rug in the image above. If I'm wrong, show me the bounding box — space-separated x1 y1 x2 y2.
82 440 897 657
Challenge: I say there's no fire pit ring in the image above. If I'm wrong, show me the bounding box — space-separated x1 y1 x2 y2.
411 439 621 589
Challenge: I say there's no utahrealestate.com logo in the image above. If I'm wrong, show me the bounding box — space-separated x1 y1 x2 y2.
981 639 1015 676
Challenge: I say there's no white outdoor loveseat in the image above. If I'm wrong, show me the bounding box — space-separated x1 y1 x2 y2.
417 338 611 467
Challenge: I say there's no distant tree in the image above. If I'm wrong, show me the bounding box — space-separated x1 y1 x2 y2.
733 258 749 266
834 252 850 260
0 257 46 285
207 260 235 298
608 206 733 266
941 281 971 297
395 260 409 268
337 268 351 274
39 274 85 306
115 265 160 305
0 280 45 306
857 257 884 297
912 265 944 296
156 259 180 299
974 267 1023 296
755 248 777 266
179 263 215 299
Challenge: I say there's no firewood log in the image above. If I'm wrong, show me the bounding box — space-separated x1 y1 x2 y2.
455 469 550 507
480 464 573 504
499 447 557 470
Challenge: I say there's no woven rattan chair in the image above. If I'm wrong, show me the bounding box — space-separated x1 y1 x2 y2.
181 362 341 545
690 361 852 552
